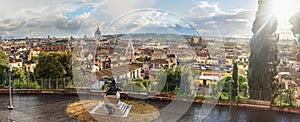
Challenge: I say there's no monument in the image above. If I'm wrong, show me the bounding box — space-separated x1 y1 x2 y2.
90 78 132 117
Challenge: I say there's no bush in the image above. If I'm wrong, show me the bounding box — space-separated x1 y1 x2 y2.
122 82 147 93
169 86 179 95
65 81 74 88
196 95 216 99
13 80 40 89
103 84 110 91
0 84 7 88
221 92 229 100
177 93 196 98
195 95 206 99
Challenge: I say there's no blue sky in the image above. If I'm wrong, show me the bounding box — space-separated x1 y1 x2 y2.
0 0 261 38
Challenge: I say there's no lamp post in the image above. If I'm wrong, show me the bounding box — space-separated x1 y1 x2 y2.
229 79 235 120
8 65 14 110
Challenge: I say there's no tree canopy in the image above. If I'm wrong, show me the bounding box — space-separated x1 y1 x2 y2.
215 75 249 100
35 52 72 79
0 50 9 85
155 66 195 95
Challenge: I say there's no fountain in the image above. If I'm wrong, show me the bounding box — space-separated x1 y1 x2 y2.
90 79 132 117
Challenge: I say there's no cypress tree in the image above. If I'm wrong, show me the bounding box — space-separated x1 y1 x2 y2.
248 0 279 101
232 61 239 98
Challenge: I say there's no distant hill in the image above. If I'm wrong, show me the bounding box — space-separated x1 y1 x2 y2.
103 33 195 40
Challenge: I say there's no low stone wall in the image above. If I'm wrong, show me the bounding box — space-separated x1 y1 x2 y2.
271 106 300 114
0 89 66 94
0 88 95 95
240 99 270 106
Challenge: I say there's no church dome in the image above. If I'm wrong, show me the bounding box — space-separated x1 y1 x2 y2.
94 27 102 41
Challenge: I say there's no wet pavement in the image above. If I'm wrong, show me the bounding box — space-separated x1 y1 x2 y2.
0 94 300 122
0 94 79 122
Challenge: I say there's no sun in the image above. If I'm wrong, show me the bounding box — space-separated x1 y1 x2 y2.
272 0 299 29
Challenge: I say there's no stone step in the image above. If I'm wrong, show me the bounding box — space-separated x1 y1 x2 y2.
117 101 122 106
122 105 129 114
95 106 109 114
121 104 128 113
120 104 127 112
90 101 132 117
123 105 132 117
119 103 125 110
112 110 124 115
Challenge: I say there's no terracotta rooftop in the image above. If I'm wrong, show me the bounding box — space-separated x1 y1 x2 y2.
150 59 168 64
96 63 143 79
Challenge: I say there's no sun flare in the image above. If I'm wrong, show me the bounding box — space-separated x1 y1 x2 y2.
272 0 299 29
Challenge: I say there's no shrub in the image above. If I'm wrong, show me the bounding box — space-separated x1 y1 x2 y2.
0 84 7 88
13 80 40 89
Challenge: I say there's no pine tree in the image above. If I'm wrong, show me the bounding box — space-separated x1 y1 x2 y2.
248 0 279 101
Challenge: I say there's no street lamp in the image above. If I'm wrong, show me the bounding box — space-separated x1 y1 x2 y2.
228 79 235 120
8 65 14 110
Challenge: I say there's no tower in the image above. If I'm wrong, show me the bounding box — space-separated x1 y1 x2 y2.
125 39 135 61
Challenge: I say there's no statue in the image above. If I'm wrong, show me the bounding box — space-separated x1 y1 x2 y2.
105 78 121 96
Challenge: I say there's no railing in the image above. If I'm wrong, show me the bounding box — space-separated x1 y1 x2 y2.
0 77 74 90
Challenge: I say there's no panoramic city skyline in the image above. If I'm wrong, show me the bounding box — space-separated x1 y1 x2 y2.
2 0 300 121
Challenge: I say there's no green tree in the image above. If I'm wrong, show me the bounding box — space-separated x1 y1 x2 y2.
12 67 40 89
137 56 151 62
274 89 296 107
62 51 73 78
214 76 232 100
154 66 181 92
232 61 239 99
35 52 70 79
12 67 29 82
0 50 9 87
121 78 153 92
248 0 279 101
215 75 249 100
178 67 195 96
239 75 249 98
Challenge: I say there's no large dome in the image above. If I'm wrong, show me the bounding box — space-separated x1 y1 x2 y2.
94 27 102 41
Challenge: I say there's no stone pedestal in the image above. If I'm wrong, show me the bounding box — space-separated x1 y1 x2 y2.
90 92 132 117
105 92 120 105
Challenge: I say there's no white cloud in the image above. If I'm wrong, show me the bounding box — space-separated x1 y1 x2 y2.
0 0 104 38
187 1 255 37
104 9 190 34
189 1 226 17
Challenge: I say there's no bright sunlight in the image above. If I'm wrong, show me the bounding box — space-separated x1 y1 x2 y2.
272 0 300 29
